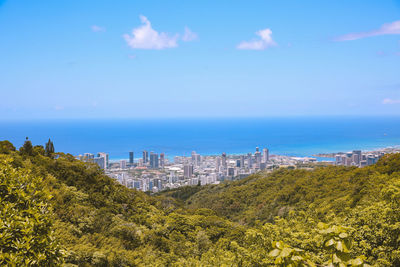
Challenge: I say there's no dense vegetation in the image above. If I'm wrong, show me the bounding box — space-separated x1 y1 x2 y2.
1 139 400 266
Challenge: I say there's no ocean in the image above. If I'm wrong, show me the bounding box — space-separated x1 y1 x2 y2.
1 117 400 161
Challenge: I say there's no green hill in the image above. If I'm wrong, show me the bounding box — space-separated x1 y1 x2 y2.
181 163 395 225
1 139 400 266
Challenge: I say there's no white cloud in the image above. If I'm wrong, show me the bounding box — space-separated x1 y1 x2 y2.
123 15 179 50
237 28 277 50
91 25 106 32
336 20 400 41
182 26 198 42
382 98 400 104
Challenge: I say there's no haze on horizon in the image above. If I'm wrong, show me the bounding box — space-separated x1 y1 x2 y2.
0 0 400 119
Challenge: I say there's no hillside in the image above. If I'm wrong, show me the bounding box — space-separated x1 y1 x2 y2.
0 140 245 266
1 139 400 266
162 154 400 265
181 164 393 224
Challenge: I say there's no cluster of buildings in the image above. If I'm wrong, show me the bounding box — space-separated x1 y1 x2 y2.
79 152 109 169
334 150 385 167
78 147 398 193
77 147 312 193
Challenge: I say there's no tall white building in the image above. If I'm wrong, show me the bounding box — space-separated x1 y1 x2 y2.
215 157 221 172
247 153 252 168
262 148 269 163
160 153 165 168
240 155 245 168
120 160 127 169
222 152 227 168
184 165 194 178
97 152 109 169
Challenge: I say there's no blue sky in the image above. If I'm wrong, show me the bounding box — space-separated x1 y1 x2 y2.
0 0 400 119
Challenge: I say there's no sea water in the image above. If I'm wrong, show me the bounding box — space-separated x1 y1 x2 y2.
1 117 400 161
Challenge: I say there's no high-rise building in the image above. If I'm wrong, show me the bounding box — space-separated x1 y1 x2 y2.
195 154 201 166
352 150 361 165
184 165 194 178
247 153 252 168
120 160 127 169
129 151 134 164
262 148 269 163
222 152 227 168
143 150 149 164
150 152 159 169
215 157 221 172
255 151 262 167
352 154 360 166
93 157 105 169
191 151 201 166
191 151 197 163
240 155 245 168
367 155 376 165
160 153 165 168
335 155 342 165
97 152 109 169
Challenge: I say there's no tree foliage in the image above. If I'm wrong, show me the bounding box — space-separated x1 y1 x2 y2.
1 139 400 266
0 157 63 266
45 139 55 157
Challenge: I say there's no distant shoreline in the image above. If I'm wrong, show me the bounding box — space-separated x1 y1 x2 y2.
313 146 400 158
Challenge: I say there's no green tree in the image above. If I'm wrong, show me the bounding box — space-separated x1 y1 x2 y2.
45 138 55 157
269 241 315 267
318 223 367 267
0 141 16 154
20 137 33 156
0 158 63 266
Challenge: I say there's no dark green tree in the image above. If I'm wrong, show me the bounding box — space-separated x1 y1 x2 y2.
0 140 15 154
45 138 55 157
20 137 33 156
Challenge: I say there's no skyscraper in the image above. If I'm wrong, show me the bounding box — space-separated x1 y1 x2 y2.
240 155 245 168
184 165 194 178
255 151 262 167
149 152 159 169
160 153 165 168
129 151 134 164
191 151 196 163
262 148 269 163
215 157 221 172
143 150 149 164
247 153 252 168
191 151 201 166
195 154 201 166
353 150 361 165
97 152 109 169
222 152 227 168
120 160 127 169
93 157 105 169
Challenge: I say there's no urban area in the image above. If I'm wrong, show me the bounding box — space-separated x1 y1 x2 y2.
77 146 399 193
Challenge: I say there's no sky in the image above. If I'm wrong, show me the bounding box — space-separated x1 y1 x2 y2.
0 0 400 119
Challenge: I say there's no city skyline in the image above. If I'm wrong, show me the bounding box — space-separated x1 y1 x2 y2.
1 1 400 119
79 145 394 193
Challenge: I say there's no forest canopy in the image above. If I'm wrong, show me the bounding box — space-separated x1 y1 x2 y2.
1 140 400 266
